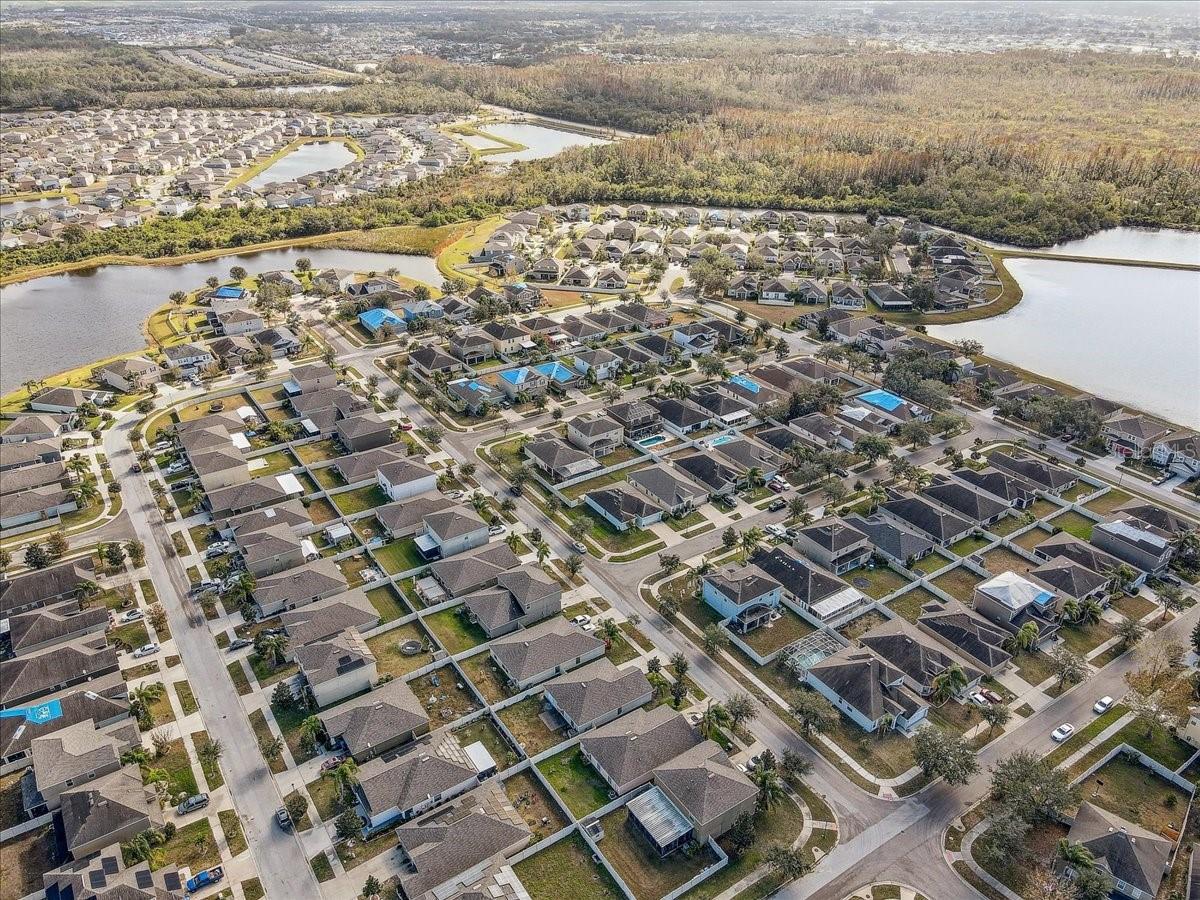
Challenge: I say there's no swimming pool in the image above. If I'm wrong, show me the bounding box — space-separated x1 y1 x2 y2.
708 433 738 448
858 389 905 412
638 435 668 448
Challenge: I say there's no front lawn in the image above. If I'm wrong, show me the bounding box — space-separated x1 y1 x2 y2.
1059 618 1116 656
498 695 564 756
248 653 298 688
503 770 568 841
687 792 806 900
173 680 198 715
665 510 708 533
561 504 659 553
1012 650 1057 688
1112 594 1157 620
845 565 911 600
514 833 624 900
537 747 612 819
366 624 436 678
228 660 253 695
371 537 425 574
249 709 287 774
155 818 219 873
423 607 488 654
598 807 719 900
218 809 247 856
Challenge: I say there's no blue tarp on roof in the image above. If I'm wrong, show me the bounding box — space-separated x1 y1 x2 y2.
358 308 405 333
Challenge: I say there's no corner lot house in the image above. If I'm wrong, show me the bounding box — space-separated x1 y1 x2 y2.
701 564 783 633
806 646 928 734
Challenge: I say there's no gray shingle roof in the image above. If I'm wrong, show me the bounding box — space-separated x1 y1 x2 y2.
320 678 428 758
357 751 475 817
581 707 702 790
489 617 604 683
544 658 653 730
59 765 162 853
653 740 757 829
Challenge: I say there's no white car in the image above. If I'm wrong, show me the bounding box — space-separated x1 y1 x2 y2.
967 691 989 707
765 523 787 539
1051 723 1075 743
119 609 145 623
132 643 161 658
1093 696 1115 715
572 615 591 626
446 490 465 501
488 524 506 536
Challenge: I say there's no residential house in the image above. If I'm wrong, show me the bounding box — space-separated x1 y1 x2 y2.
450 332 496 366
295 628 376 707
24 719 136 813
858 618 982 700
377 458 438 502
59 765 163 859
1 415 71 445
320 677 429 763
608 400 661 440
752 547 866 621
161 342 215 373
866 283 912 311
1 559 96 617
806 647 928 734
460 564 561 638
580 707 703 796
843 514 936 568
336 412 393 453
489 616 605 691
1065 802 1172 900
585 486 663 532
922 480 1008 528
950 467 1038 510
1091 519 1174 575
408 346 462 380
972 571 1061 646
626 466 707 517
916 598 1012 676
650 397 711 435
791 517 872 575
673 453 742 498
0 636 118 707
878 495 975 547
354 750 479 833
1152 431 1200 480
830 283 866 311
544 658 654 734
92 357 161 393
525 437 602 481
429 543 521 601
566 415 624 457
495 366 549 400
253 559 347 617
701 564 783 634
1102 413 1171 459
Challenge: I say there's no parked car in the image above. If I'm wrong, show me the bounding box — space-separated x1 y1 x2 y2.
320 755 347 774
765 523 787 539
118 609 145 623
768 481 786 494
185 866 224 892
1051 723 1075 743
276 807 293 831
132 643 160 658
979 689 1003 704
130 463 142 473
772 478 793 491
967 691 989 707
767 498 786 512
229 638 252 651
204 546 228 560
446 490 465 501
572 615 591 626
1093 696 1114 715
177 793 210 815
488 524 506 536
509 485 523 497
571 541 588 554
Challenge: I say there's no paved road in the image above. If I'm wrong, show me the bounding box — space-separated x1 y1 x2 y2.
105 419 320 899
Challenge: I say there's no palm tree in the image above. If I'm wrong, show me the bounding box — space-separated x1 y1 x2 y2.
75 579 101 600
197 738 223 772
469 492 490 519
600 618 620 645
1006 621 1040 655
505 532 523 554
259 735 283 764
866 484 888 513
1056 839 1095 872
74 479 100 507
1061 598 1082 624
535 541 550 565
332 758 359 802
930 664 968 705
299 716 325 753
751 765 787 811
739 527 763 561
698 701 732 740
66 455 91 478
744 467 765 491
1077 599 1103 626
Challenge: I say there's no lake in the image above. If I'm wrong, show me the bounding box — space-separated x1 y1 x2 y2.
1 197 67 215
245 141 357 190
0 247 441 393
480 123 609 162
1031 226 1200 266
930 256 1200 428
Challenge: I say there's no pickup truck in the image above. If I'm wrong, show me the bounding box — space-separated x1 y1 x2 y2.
185 866 224 892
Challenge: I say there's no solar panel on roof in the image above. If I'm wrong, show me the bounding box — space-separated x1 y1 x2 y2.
101 856 119 875
135 870 154 889
88 871 107 889
164 872 182 890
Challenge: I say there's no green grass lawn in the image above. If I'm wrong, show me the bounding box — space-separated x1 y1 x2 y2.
310 852 334 883
1059 618 1116 656
109 620 150 651
1012 650 1057 688
949 534 991 557
305 772 346 821
988 514 1030 537
665 509 708 533
249 449 298 479
145 683 175 727
1083 488 1133 516
1011 526 1055 551
366 624 436 678
931 566 983 601
248 653 298 688
1049 510 1098 540
910 552 952 576
294 438 342 464
537 748 612 819
331 484 390 515
887 587 942 623
498 695 564 756
598 808 719 900
154 818 219 873
1075 756 1189 834
742 605 815 656
173 680 198 715
272 701 320 766
685 792 806 900
561 504 659 553
845 565 912 600
423 607 488 654
514 833 624 900
371 537 425 574
365 584 409 623
249 709 287 774
1111 594 1157 620
218 808 247 856
311 466 345 490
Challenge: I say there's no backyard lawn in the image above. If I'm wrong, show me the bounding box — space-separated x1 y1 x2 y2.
988 514 1030 537
366 624 436 679
1 824 62 900
503 770 568 841
306 498 339 525
331 485 390 516
423 607 488 654
294 439 342 464
909 552 952 576
741 606 815 656
497 695 564 756
1083 488 1133 516
1075 756 1190 835
453 716 520 770
1049 510 1098 541
459 652 512 704
887 587 942 623
537 747 612 819
845 565 911 600
1011 526 1055 551
837 610 888 643
931 566 983 602
598 807 719 900
249 449 298 479
981 546 1038 575
371 537 425 575
365 584 409 623
409 665 481 723
514 833 624 900
949 534 991 557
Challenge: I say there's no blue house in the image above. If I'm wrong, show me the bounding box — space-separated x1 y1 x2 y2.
401 299 445 324
358 308 405 336
701 565 783 634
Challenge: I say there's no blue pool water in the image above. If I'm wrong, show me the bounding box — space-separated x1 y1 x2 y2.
639 435 667 448
729 373 761 394
709 434 738 447
858 389 904 412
